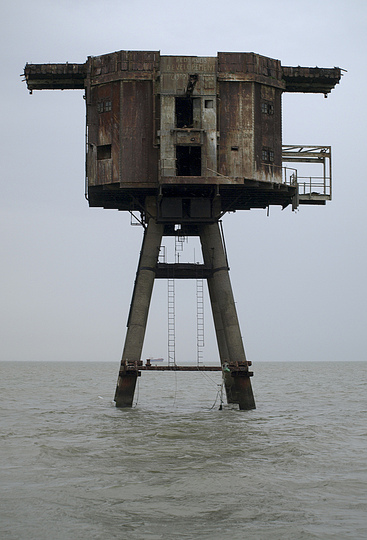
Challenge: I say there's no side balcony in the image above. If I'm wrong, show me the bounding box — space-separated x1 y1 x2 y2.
282 145 332 205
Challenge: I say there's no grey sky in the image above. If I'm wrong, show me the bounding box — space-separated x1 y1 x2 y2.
1 0 366 365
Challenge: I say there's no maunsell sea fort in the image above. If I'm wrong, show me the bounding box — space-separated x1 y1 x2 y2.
24 51 341 408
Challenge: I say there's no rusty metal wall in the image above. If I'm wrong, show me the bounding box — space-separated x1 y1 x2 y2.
87 82 119 186
85 51 338 201
86 51 159 187
217 52 283 182
218 81 254 178
253 85 282 183
86 51 286 192
119 80 158 185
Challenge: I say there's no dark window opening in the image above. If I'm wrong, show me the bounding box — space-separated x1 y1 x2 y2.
205 99 214 108
261 101 274 115
176 97 193 128
231 146 239 151
97 144 111 160
97 100 112 113
262 147 274 163
176 146 201 176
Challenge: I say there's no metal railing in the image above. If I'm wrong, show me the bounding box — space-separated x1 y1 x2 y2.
297 176 331 197
282 145 332 200
282 166 298 187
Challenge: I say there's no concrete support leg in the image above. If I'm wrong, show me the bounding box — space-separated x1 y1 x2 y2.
114 204 163 407
115 371 139 408
204 279 237 403
199 223 256 410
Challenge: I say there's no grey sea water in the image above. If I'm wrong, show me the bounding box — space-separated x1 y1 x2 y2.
1 361 366 540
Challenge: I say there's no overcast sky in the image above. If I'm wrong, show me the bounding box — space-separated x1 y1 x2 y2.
1 0 366 368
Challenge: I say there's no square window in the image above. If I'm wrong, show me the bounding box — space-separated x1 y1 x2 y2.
97 144 111 160
262 147 274 163
205 99 214 108
261 101 274 115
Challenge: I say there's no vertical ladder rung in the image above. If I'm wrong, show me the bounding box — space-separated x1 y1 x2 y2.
196 277 204 365
168 276 175 366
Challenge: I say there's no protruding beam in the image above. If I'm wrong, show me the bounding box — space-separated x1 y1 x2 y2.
282 66 341 94
23 63 86 90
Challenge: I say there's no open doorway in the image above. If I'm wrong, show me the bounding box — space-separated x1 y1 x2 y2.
176 97 194 128
176 146 201 176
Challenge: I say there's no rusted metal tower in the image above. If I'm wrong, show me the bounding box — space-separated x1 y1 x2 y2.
24 51 341 409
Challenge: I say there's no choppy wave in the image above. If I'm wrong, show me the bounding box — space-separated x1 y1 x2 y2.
1 361 366 539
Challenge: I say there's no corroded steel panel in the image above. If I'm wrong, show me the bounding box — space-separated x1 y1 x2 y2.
119 80 158 184
218 52 285 89
219 52 281 75
87 77 158 186
89 50 160 85
253 84 282 183
87 81 120 185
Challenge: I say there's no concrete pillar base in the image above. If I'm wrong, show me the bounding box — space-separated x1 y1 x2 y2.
223 370 256 410
115 371 139 408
